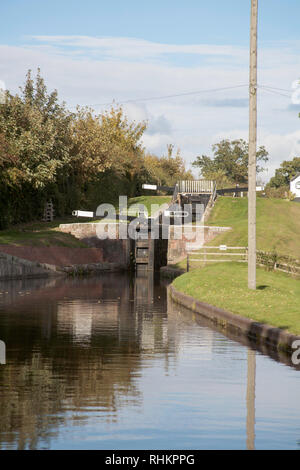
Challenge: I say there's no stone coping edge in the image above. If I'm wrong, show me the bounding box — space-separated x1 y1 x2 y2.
169 284 300 354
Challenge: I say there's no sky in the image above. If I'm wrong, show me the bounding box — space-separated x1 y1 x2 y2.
1 0 300 180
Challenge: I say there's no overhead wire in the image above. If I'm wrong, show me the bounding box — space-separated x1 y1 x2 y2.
71 84 249 108
258 85 291 98
69 82 297 109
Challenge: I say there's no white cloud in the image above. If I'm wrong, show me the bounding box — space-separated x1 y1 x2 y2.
0 79 5 104
259 130 300 177
122 102 148 122
30 35 247 60
142 133 173 154
208 128 300 181
0 35 299 181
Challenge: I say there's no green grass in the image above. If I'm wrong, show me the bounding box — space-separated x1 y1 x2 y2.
0 218 88 247
173 262 300 335
207 197 300 259
128 196 172 216
0 196 172 247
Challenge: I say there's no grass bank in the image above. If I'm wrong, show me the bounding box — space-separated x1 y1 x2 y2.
207 197 300 259
128 196 172 216
0 196 172 247
172 263 300 335
0 218 87 247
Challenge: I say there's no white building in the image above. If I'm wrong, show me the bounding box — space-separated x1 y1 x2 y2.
290 173 300 199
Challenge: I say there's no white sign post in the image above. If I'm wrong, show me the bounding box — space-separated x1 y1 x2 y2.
219 245 227 251
142 184 158 191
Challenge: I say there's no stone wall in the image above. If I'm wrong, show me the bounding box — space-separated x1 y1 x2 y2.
0 252 60 280
59 223 132 269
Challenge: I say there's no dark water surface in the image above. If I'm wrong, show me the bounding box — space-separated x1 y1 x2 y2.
0 273 299 450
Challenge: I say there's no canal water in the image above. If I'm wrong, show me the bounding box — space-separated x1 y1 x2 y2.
0 273 299 450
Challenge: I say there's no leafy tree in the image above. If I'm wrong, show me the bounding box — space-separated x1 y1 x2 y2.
71 107 113 181
267 157 300 188
0 69 196 227
0 69 74 226
0 71 149 222
0 69 72 190
192 139 269 185
143 145 193 187
99 106 147 197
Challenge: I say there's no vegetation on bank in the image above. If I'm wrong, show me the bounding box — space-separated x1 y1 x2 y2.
0 195 172 247
192 138 269 187
127 196 172 216
172 263 300 335
170 195 300 336
0 219 87 247
206 197 300 259
0 69 191 230
192 139 299 200
266 156 300 194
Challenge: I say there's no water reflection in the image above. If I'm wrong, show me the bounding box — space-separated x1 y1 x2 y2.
246 350 256 450
0 274 169 449
0 274 299 450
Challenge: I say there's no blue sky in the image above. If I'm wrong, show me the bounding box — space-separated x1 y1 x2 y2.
1 0 300 179
2 0 300 46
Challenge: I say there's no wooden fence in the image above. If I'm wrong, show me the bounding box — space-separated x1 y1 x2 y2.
186 246 300 276
187 246 248 272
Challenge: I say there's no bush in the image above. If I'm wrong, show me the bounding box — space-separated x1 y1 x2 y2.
265 185 289 199
288 191 296 201
257 250 300 276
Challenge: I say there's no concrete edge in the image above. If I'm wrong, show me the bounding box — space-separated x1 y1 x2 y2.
169 284 300 353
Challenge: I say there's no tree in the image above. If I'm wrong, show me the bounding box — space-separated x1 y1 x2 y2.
192 139 269 185
143 145 193 187
0 69 196 226
0 69 75 225
267 157 300 188
0 69 72 190
99 106 147 197
0 71 149 222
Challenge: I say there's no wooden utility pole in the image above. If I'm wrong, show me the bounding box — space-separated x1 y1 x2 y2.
248 0 258 290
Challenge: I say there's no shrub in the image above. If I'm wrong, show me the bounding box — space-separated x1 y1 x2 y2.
265 185 289 199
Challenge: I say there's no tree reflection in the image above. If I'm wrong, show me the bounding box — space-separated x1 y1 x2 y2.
0 274 169 449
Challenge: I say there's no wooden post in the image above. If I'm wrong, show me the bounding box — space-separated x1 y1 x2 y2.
187 253 190 272
248 0 258 290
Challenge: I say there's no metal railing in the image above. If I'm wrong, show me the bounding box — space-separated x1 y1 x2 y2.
178 180 215 194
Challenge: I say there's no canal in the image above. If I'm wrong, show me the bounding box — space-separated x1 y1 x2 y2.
0 273 299 450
